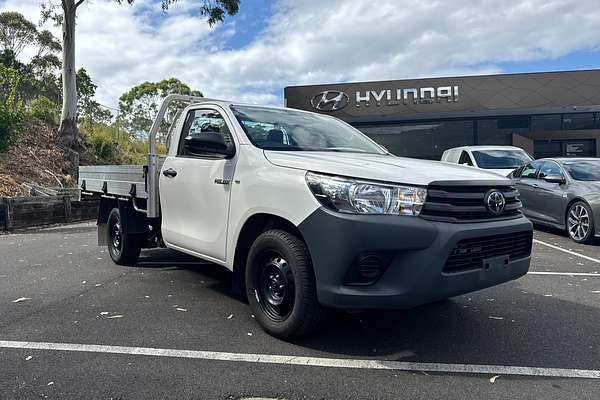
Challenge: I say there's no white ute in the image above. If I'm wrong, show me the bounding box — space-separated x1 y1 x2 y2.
80 95 533 338
441 145 533 177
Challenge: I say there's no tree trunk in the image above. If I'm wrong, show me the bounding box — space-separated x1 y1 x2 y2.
59 0 77 148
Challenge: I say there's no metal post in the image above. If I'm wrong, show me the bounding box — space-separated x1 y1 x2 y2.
4 197 13 230
63 195 72 223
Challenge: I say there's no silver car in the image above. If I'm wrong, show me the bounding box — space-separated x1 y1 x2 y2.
512 158 600 244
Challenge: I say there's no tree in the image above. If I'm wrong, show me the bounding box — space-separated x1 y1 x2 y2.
76 68 96 117
41 0 241 149
76 68 112 127
36 30 62 58
0 12 38 58
119 78 202 143
0 13 61 108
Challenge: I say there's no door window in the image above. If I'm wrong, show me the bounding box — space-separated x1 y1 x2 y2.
458 151 473 166
519 162 539 178
538 161 563 179
178 109 234 157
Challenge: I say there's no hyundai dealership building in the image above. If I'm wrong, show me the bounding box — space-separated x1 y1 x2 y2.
284 69 600 160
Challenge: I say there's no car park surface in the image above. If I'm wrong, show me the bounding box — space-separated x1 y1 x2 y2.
1 222 599 399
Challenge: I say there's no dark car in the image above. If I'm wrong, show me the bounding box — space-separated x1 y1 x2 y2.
511 158 600 244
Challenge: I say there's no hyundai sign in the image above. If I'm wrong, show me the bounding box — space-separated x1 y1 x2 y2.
310 86 459 111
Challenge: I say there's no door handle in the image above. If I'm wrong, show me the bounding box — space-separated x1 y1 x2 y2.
162 168 177 178
532 183 539 188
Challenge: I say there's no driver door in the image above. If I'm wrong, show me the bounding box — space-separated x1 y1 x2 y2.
514 161 540 219
159 107 237 262
536 161 567 225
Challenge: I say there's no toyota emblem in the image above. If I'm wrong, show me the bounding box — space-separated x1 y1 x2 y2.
485 190 506 216
310 90 350 111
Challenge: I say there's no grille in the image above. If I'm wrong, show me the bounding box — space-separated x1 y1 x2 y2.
444 231 532 273
421 181 522 222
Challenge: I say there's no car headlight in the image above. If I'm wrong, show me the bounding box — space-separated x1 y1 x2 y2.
305 172 427 216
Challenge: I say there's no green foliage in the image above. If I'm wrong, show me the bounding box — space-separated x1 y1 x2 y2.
82 121 165 165
113 0 240 26
118 78 203 143
0 12 38 57
36 30 61 57
0 65 24 152
0 13 61 108
29 96 59 124
87 126 115 160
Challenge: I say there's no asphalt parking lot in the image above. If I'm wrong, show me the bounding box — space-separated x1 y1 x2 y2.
1 222 599 399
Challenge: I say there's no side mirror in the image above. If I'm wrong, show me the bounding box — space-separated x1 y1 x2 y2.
184 134 234 157
544 175 566 184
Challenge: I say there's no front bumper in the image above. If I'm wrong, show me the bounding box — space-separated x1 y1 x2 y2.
298 208 533 309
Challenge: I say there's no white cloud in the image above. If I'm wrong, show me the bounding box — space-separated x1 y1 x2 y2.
1 0 600 109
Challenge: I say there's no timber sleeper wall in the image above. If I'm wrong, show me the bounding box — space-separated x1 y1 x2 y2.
0 196 99 231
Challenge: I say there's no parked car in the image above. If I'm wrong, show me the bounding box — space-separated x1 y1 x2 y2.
441 146 533 176
512 158 600 243
79 95 533 338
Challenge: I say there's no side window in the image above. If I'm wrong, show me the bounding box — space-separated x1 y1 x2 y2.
458 151 473 166
520 162 539 178
178 109 234 157
538 161 563 179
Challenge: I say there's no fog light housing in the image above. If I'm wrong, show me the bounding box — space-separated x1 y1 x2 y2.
343 251 394 286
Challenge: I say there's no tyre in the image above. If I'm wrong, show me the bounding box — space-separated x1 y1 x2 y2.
245 229 325 338
107 208 142 265
566 201 595 244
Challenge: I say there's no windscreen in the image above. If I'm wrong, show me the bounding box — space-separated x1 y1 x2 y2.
562 160 600 181
472 150 532 169
231 105 386 154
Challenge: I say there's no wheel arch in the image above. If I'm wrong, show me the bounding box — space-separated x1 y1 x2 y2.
231 213 307 297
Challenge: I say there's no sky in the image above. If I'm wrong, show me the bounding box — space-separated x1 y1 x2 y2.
1 0 600 109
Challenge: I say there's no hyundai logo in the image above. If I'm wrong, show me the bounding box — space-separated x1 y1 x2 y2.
485 190 506 216
310 91 350 111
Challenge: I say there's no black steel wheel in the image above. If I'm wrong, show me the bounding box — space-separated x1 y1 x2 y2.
107 208 142 265
246 229 325 338
567 201 595 244
255 252 295 321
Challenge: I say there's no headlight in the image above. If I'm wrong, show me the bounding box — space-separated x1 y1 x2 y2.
305 172 427 216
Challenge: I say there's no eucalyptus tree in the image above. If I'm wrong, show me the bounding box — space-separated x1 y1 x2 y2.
0 12 38 57
119 78 203 143
41 0 241 148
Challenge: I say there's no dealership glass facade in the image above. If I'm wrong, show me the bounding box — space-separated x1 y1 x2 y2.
356 112 600 160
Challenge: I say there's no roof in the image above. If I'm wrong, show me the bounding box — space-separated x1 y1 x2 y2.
444 145 526 152
543 157 600 163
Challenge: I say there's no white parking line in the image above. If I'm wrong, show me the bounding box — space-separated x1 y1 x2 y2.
528 271 600 277
533 239 600 264
1 340 599 379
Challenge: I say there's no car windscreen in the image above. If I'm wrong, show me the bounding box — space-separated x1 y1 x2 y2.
562 160 600 181
230 105 386 154
472 150 532 169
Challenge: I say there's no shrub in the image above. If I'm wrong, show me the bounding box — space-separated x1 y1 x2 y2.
0 65 24 152
87 128 115 160
29 96 59 124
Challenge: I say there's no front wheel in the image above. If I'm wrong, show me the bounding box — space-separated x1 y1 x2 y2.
107 208 142 265
245 229 325 338
567 201 595 244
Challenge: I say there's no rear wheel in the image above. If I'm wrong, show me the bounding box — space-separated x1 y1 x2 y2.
566 201 595 244
107 208 142 265
245 229 324 338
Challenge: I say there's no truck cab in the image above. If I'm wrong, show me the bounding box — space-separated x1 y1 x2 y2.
81 96 533 338
441 145 533 177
